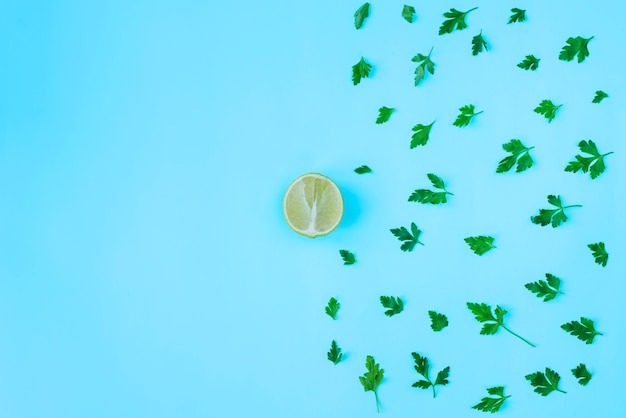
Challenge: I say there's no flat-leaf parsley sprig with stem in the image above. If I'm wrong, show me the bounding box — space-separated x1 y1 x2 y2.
359 355 384 413
327 340 343 365
496 139 534 173
572 363 592 386
534 99 562 122
390 222 423 251
410 352 450 398
531 195 582 228
408 173 453 204
525 273 563 302
439 7 478 35
376 106 395 124
412 47 435 86
472 386 511 413
508 7 526 24
453 104 482 127
559 35 594 63
564 139 613 179
517 54 540 71
471 30 488 55
561 317 603 344
526 368 566 395
467 302 536 347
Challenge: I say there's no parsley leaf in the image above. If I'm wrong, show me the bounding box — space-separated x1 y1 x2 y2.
559 36 594 63
517 54 540 71
531 195 582 228
533 99 561 122
411 121 435 148
561 317 603 344
380 296 404 317
390 222 423 251
359 355 384 413
497 139 534 173
327 340 343 365
354 165 372 174
472 30 488 56
588 242 608 267
402 5 416 23
439 7 478 35
412 47 435 86
565 139 613 179
411 352 450 398
525 368 566 396
508 7 526 24
325 297 340 320
467 302 536 347
354 3 370 30
525 273 563 302
572 363 592 386
472 386 511 413
592 90 609 103
428 310 449 332
376 106 395 124
453 104 483 127
464 236 495 256
352 57 372 85
339 249 356 265
408 173 453 204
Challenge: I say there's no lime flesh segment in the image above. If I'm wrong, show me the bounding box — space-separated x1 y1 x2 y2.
283 173 343 237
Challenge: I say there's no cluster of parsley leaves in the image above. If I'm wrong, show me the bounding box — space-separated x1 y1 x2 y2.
323 3 612 414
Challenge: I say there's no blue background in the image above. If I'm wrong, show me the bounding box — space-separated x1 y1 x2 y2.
1 1 624 417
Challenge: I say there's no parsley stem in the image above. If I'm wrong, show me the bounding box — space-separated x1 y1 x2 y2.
603 151 614 157
501 324 536 347
556 388 567 394
467 7 479 13
374 391 380 413
431 384 436 398
564 204 582 209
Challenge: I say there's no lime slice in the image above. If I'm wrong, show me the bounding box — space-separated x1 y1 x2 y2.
283 173 344 238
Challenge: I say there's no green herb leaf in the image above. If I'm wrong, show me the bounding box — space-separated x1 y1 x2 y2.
531 195 581 228
508 7 526 23
428 310 449 332
411 352 450 398
525 368 566 396
453 104 482 127
380 296 404 317
534 99 561 122
559 36 594 63
354 3 370 30
565 140 613 179
409 173 453 204
561 317 603 344
439 7 478 35
325 297 340 320
472 386 511 413
402 5 416 23
472 30 488 56
467 302 535 347
412 47 435 86
588 242 608 267
411 121 435 148
376 106 395 124
497 139 534 173
517 54 540 71
352 57 372 85
525 273 563 302
572 363 592 386
327 340 343 365
359 355 384 413
354 165 372 174
339 249 356 265
464 236 495 256
592 90 609 103
390 222 424 251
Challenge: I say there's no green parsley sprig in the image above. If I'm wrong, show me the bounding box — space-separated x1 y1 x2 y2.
410 352 450 398
467 302 536 347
